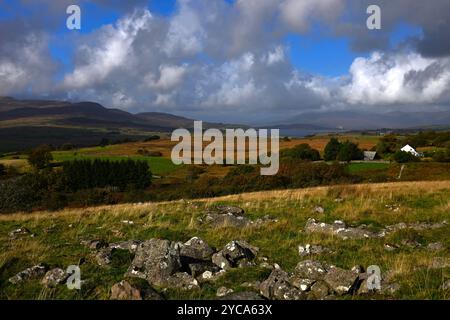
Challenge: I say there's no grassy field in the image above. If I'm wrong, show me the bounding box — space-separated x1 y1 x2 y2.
0 180 448 300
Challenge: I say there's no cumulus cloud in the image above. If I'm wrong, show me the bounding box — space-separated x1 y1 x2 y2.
1 0 450 122
342 52 450 105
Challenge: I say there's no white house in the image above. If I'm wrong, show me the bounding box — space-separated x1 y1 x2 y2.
401 144 420 157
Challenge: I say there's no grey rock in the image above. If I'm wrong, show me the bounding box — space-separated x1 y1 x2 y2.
294 260 328 280
81 239 108 250
305 219 376 240
41 268 68 288
218 291 264 300
427 242 444 251
313 206 325 214
126 239 181 287
208 205 245 216
289 276 315 292
309 280 330 299
109 240 142 253
298 244 331 257
381 283 400 295
179 237 215 261
323 266 359 295
9 227 32 239
216 286 234 297
429 257 450 269
188 262 220 277
163 272 200 290
212 251 232 270
9 264 48 284
110 280 143 300
260 269 306 300
222 240 258 263
95 248 113 266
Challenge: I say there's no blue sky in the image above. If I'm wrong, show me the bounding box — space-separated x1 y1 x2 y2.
0 0 449 122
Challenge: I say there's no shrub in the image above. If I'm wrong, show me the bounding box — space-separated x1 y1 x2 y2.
337 141 363 162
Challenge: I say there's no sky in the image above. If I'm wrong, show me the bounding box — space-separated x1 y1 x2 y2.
0 0 449 124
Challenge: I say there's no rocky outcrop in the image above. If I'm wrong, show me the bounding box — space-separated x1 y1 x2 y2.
9 264 48 284
305 219 378 240
41 268 69 288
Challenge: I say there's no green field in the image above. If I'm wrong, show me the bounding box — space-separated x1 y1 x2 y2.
346 162 390 173
52 151 179 175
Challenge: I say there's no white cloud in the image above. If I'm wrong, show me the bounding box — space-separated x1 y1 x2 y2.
147 64 187 90
342 52 450 105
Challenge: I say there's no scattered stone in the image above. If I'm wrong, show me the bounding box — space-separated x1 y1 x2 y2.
323 266 359 295
81 239 108 250
126 239 181 287
442 280 450 291
199 270 226 283
41 268 68 288
259 269 306 300
429 257 450 269
313 206 325 214
400 239 422 249
216 286 234 297
9 264 48 284
427 242 444 252
122 220 134 225
110 280 142 300
218 291 264 300
305 218 377 240
9 227 32 239
381 283 400 295
298 244 331 257
309 280 330 299
222 240 258 263
294 260 328 280
179 237 215 262
95 248 113 266
384 243 399 252
109 240 142 253
164 272 200 290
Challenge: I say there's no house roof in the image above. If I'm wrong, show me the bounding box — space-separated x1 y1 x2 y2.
363 151 377 160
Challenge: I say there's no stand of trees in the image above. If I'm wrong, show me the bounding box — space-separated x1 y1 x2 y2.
324 139 363 162
63 159 151 191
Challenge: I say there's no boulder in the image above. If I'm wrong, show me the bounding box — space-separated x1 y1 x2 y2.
81 239 108 250
208 205 245 216
294 260 328 280
309 280 330 299
41 268 68 288
95 248 113 266
212 252 232 270
289 276 315 292
222 240 258 263
187 262 220 278
9 264 48 284
179 237 215 262
323 266 359 295
427 242 444 252
126 239 181 287
313 206 325 214
260 269 305 300
163 272 200 290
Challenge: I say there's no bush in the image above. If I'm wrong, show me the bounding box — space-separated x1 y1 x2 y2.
432 149 450 162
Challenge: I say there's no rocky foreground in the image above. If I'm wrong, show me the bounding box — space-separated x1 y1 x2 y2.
7 205 450 300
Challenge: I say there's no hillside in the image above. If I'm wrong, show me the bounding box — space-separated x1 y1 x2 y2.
1 181 449 300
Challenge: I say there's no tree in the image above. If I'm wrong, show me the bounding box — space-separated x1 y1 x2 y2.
281 144 321 161
28 145 53 170
337 141 363 162
324 138 341 161
376 134 398 156
393 151 418 163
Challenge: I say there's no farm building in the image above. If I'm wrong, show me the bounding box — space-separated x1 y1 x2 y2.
401 144 420 157
364 151 377 161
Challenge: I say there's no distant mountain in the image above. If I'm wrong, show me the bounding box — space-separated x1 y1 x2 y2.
0 97 196 132
273 110 450 131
